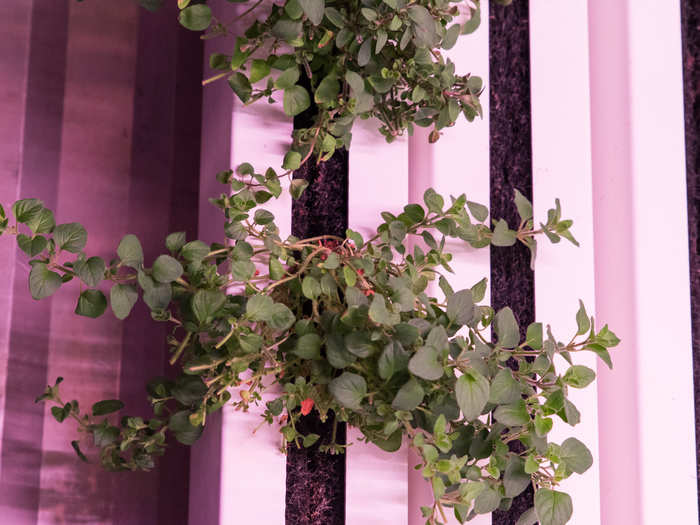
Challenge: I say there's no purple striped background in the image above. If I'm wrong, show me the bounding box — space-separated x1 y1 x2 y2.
0 2 202 524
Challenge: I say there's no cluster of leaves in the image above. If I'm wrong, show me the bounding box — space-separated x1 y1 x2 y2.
172 0 490 195
2 182 618 524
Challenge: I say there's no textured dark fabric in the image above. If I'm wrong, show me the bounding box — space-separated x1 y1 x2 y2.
489 2 535 523
680 0 700 516
286 77 348 525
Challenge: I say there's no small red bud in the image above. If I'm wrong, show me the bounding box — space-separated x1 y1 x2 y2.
300 398 314 416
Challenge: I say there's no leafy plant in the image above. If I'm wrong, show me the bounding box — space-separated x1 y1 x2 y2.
1 2 620 525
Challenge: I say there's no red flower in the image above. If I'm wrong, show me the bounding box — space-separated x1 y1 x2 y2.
364 289 375 297
254 269 260 276
357 269 364 276
300 398 314 416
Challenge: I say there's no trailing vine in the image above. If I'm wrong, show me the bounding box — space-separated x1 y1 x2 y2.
1 1 618 525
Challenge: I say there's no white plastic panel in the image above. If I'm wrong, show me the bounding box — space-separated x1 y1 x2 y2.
529 1 600 523
588 1 698 524
346 117 410 525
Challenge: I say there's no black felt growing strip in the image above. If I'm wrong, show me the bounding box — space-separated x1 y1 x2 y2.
285 78 348 525
680 0 700 513
489 1 535 524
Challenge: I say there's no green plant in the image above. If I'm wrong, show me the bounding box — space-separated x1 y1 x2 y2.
0 2 619 525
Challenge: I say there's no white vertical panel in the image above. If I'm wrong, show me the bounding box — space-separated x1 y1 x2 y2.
218 98 292 525
407 2 491 522
589 1 698 524
625 2 697 523
191 3 289 523
346 119 410 525
529 2 600 524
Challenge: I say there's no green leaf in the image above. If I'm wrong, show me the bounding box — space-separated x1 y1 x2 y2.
249 59 271 84
118 234 144 268
143 281 172 311
12 198 43 224
283 151 303 171
172 376 207 406
323 252 340 270
29 263 62 300
442 24 461 50
495 307 520 348
343 266 356 287
75 256 105 287
92 399 124 416
298 0 324 25
71 440 88 462
151 254 183 284
585 343 613 369
534 489 573 525
504 456 531 498
329 372 366 410
294 333 322 359
75 289 107 318
169 410 204 445
302 276 321 300
54 223 87 253
378 340 409 380
369 294 400 326
562 365 596 388
283 85 310 116
494 399 530 426
455 369 489 421
27 208 55 234
391 378 424 411
344 331 374 358
467 200 488 222
325 7 345 28
491 219 516 247
423 188 444 213
181 240 209 262
408 5 438 48
315 74 340 105
447 289 474 326
525 322 543 349
274 66 300 90
560 437 593 474
408 346 443 381
357 39 372 67
326 333 357 369
514 189 533 221
534 414 553 437
178 4 212 31
515 507 538 525
272 19 303 43
269 258 286 280
303 433 320 447
246 294 274 321
474 487 501 514
575 300 590 335
268 303 295 331
17 234 47 257
489 369 521 405
228 72 252 103
192 290 226 324
110 284 138 320
254 209 274 225
51 406 68 423
92 421 120 447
